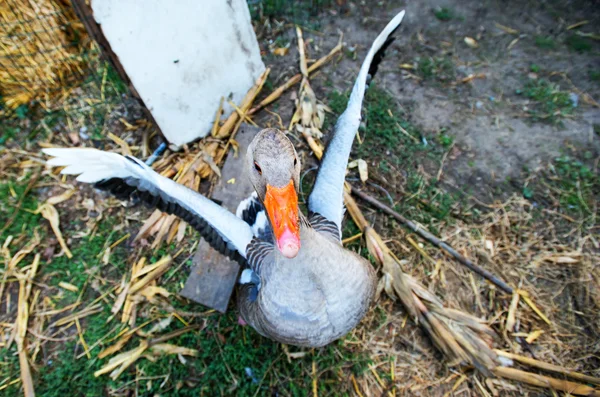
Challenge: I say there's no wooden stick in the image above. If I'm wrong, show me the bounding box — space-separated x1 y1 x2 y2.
216 68 270 139
493 367 600 397
306 32 343 75
495 350 600 385
248 74 302 116
350 187 514 294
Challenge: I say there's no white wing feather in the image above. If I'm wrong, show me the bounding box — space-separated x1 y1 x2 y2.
43 148 255 257
308 10 405 231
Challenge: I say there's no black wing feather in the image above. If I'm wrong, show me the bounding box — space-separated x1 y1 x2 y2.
94 177 246 265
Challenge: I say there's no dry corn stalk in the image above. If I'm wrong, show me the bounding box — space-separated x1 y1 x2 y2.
215 68 270 139
14 254 41 397
288 27 334 139
493 367 600 397
352 199 500 374
95 324 203 380
114 255 172 326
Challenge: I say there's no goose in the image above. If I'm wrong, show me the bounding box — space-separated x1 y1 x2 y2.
43 10 405 347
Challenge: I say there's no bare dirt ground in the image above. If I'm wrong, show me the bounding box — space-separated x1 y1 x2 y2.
260 0 600 200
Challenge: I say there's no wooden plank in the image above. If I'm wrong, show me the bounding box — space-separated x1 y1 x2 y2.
180 125 260 312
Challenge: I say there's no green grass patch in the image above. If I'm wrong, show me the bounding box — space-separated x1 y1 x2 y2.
43 216 130 293
589 70 600 83
416 56 455 82
249 0 334 26
551 156 598 215
434 7 454 21
0 126 19 145
522 79 574 124
436 133 454 148
16 310 372 396
534 36 556 50
0 176 42 240
565 34 592 52
0 188 376 396
523 155 599 225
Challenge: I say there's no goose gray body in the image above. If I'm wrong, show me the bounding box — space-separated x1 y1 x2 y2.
239 222 376 347
42 10 406 348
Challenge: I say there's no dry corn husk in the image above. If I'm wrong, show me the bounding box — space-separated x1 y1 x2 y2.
95 324 203 380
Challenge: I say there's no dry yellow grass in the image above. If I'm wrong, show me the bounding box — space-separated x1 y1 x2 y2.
0 0 88 110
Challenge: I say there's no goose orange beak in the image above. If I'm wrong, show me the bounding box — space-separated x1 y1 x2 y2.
264 180 300 258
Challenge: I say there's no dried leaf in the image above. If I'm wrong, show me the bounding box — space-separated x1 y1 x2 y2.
484 239 495 256
348 159 368 182
518 290 551 325
202 153 221 178
300 96 313 126
288 352 307 359
98 333 134 359
273 47 289 56
525 330 544 344
129 256 172 295
46 188 75 205
507 37 519 50
464 37 479 48
138 286 171 300
111 283 130 315
315 104 327 128
494 22 519 35
139 316 174 337
357 160 368 182
37 203 72 259
505 292 519 332
544 255 579 264
108 132 132 156
96 341 149 380
176 221 187 243
58 282 79 292
150 343 199 357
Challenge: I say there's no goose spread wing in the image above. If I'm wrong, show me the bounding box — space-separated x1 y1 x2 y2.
43 148 255 261
308 10 405 234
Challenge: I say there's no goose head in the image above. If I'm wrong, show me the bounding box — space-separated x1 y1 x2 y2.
247 129 302 259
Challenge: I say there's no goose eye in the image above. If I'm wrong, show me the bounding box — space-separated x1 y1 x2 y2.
254 161 262 174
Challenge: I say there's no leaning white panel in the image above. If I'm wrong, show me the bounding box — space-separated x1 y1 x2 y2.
91 0 265 147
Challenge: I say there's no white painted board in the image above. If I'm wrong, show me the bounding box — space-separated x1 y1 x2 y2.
91 0 265 147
